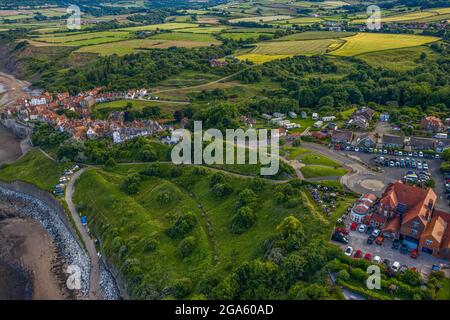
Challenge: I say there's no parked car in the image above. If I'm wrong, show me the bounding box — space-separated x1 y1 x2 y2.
392 239 400 249
358 224 367 233
375 235 384 245
335 227 349 235
350 222 358 231
391 261 401 272
423 163 429 171
344 246 354 256
373 255 381 264
332 233 349 244
371 229 380 237
419 151 424 157
354 250 363 259
365 225 374 235
367 235 375 245
382 259 391 267
364 253 372 261
400 244 409 254
410 249 418 259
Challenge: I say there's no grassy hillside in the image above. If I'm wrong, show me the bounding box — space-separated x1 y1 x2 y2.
0 149 64 192
73 162 355 299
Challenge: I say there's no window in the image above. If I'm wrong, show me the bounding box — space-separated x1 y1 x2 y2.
412 221 420 228
425 239 433 246
411 228 418 236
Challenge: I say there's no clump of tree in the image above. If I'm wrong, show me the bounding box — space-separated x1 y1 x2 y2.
121 173 142 195
177 236 197 258
167 212 197 239
230 206 257 234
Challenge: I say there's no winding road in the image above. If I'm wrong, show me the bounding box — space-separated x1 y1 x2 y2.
65 168 101 300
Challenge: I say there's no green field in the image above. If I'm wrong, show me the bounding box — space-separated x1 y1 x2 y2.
150 32 219 42
282 147 312 160
300 154 341 167
177 26 228 34
93 99 188 118
271 17 323 25
221 32 272 41
252 39 344 55
331 33 439 57
0 149 64 192
119 22 199 32
300 165 347 179
236 53 292 64
228 15 293 23
76 38 216 56
34 31 132 44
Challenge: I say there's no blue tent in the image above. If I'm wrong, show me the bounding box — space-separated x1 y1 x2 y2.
81 216 87 226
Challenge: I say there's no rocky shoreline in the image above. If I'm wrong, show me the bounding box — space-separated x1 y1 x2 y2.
0 186 121 300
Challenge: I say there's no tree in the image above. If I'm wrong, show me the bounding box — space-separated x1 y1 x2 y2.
336 269 350 282
121 173 141 195
178 236 197 258
167 212 197 239
230 206 257 234
212 183 233 198
105 157 116 168
236 188 257 208
288 283 330 300
275 216 304 252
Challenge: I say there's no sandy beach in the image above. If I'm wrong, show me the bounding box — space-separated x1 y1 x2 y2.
0 217 75 299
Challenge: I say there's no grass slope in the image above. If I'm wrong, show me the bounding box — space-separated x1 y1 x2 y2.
0 149 64 192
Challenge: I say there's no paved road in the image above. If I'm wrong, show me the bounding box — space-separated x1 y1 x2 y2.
65 168 101 300
301 142 393 195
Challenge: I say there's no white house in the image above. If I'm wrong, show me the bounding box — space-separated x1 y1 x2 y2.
322 116 336 122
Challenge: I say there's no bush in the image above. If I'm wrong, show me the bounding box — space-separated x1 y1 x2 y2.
171 278 193 299
210 172 226 186
167 212 197 239
230 206 257 234
120 173 141 195
178 236 197 258
141 238 159 253
212 182 233 198
337 269 350 281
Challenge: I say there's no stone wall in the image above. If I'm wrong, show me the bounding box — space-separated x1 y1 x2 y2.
1 119 32 139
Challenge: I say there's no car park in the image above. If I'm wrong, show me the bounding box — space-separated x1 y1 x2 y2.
344 246 353 256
